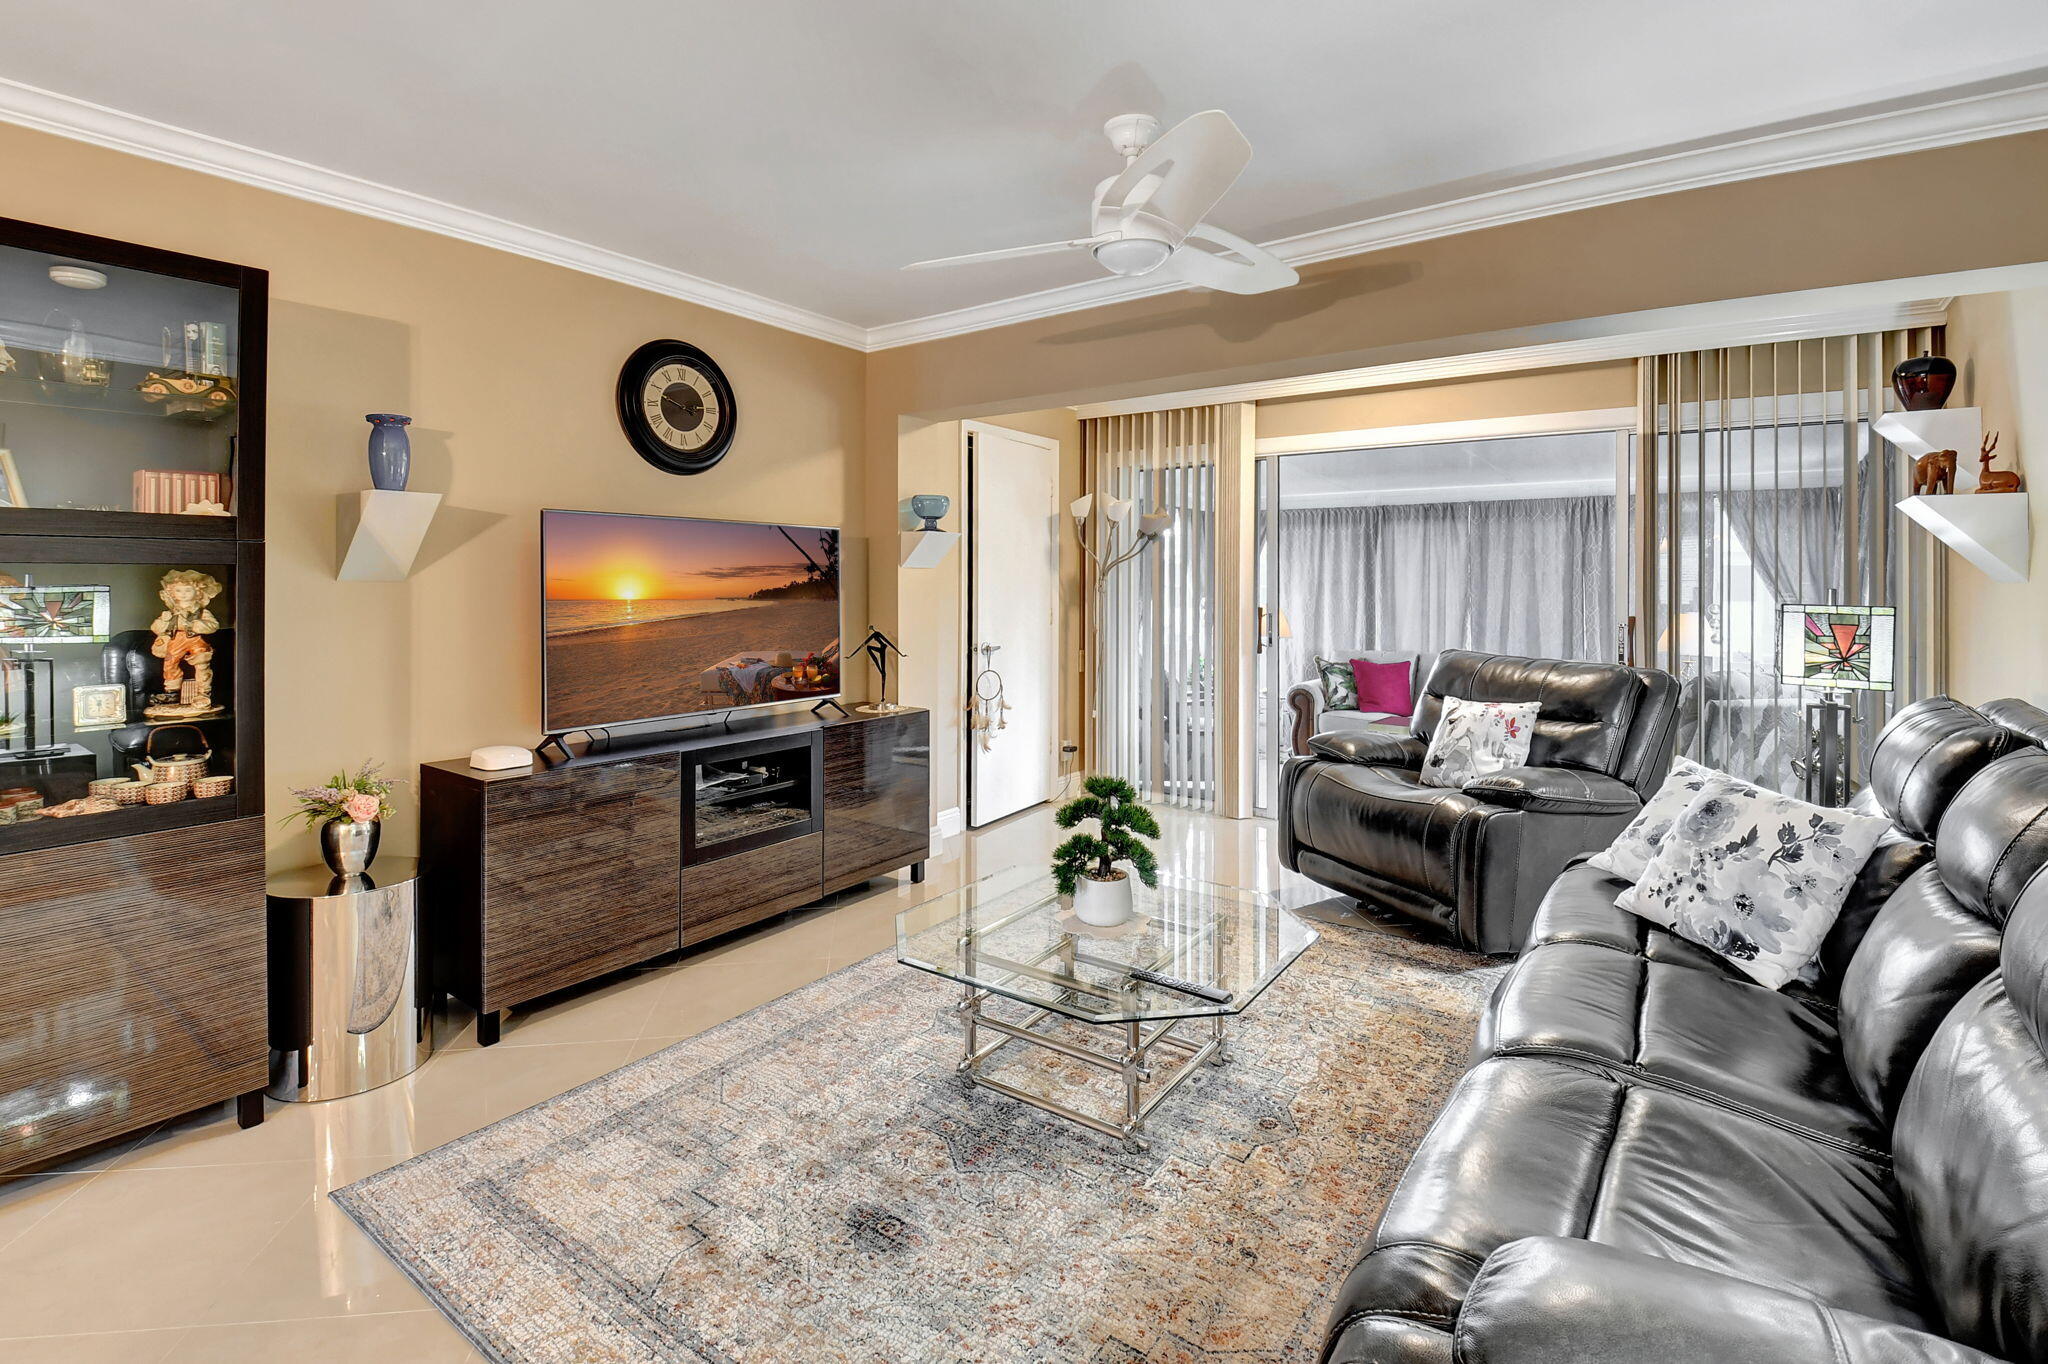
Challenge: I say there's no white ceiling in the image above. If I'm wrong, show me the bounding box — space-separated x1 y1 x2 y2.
4 2 2048 348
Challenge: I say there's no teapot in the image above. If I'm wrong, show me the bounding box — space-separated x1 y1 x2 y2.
132 724 211 786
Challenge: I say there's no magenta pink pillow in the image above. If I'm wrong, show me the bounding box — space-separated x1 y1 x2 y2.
1350 657 1413 717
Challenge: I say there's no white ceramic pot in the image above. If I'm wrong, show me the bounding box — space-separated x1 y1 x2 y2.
1072 870 1135 927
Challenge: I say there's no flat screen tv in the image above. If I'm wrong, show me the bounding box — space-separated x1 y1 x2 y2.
541 509 841 734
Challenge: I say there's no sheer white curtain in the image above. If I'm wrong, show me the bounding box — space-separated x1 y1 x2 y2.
1277 495 1615 700
1638 332 1947 793
1657 481 1842 786
1084 408 1221 810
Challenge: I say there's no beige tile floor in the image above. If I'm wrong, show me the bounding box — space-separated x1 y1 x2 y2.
0 804 1328 1362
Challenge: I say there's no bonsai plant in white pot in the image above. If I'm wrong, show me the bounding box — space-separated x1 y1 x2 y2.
1051 775 1161 927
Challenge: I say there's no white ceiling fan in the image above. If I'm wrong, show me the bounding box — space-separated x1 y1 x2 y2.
904 110 1298 296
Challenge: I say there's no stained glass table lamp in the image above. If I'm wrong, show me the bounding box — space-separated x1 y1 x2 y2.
1779 603 1896 693
1 583 112 757
1778 603 1895 805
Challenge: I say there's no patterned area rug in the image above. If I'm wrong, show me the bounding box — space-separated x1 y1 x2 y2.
335 915 1500 1363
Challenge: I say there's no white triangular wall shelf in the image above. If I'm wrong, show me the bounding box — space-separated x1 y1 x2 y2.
337 490 442 580
1897 492 2029 583
1875 407 1984 489
900 530 960 569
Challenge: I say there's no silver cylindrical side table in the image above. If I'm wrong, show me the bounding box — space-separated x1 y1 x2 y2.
266 857 431 1102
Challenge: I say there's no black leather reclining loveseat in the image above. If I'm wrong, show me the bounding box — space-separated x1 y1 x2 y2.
1321 695 2048 1363
1281 650 1682 954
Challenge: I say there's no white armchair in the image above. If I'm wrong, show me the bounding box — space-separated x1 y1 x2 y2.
1285 649 1423 756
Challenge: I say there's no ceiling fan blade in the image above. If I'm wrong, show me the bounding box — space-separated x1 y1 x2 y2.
903 238 1099 271
1165 224 1299 295
1098 110 1251 238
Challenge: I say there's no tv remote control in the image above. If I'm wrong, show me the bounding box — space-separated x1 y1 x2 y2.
1126 967 1233 1004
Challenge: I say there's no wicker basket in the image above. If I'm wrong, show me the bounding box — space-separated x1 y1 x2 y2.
192 775 233 800
143 781 189 805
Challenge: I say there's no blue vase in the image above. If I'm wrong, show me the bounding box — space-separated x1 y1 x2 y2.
365 413 412 491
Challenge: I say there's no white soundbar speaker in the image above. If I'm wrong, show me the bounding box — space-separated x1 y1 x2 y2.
469 744 535 771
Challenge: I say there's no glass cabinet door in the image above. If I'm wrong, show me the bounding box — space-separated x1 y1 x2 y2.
691 744 814 851
1 541 256 851
0 238 250 529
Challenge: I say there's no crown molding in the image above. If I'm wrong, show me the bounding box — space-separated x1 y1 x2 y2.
0 76 871 351
1268 76 2048 273
2 71 2043 355
866 75 2048 351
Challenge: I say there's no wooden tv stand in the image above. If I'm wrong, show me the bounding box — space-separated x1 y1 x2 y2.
420 707 929 1045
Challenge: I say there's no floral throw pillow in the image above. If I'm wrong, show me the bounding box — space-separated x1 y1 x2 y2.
1314 656 1359 711
1624 781 1891 989
1586 757 1739 883
1419 697 1539 789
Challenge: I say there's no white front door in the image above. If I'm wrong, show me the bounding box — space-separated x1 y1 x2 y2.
968 423 1060 827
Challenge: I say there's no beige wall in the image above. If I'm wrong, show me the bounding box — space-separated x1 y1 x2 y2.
1945 287 2047 704
866 132 2048 426
14 113 2048 858
0 120 868 866
864 133 2048 706
888 408 1081 824
1254 362 1635 441
857 134 2048 796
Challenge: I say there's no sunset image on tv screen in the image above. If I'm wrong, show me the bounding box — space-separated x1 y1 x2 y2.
542 510 840 731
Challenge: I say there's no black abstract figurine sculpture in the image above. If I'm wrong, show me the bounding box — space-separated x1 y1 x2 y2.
857 629 908 715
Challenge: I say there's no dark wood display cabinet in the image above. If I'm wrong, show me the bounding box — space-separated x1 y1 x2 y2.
422 707 929 1045
0 216 268 1174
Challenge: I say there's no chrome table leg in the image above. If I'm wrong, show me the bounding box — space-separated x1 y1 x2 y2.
956 981 979 1075
951 991 1226 1153
1120 1019 1149 1152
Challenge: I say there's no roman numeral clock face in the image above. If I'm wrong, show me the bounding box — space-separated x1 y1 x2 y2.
615 341 738 475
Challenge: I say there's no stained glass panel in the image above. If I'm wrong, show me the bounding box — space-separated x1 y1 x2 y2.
0 584 111 643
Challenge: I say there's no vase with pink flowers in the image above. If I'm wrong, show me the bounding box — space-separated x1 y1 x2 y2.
290 761 401 877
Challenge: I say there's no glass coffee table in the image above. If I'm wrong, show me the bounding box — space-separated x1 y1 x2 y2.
895 868 1318 1150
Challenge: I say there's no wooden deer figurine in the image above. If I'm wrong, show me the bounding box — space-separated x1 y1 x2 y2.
1977 433 2022 494
1911 448 1957 496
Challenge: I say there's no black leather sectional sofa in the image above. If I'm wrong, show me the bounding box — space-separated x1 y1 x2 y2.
1320 696 2048 1363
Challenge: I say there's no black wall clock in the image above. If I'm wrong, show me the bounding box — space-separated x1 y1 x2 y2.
615 340 738 475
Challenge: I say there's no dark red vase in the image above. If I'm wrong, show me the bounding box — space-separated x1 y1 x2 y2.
1892 352 1956 411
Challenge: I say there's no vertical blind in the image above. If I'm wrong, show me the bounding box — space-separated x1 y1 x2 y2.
1637 329 1946 793
1083 407 1222 811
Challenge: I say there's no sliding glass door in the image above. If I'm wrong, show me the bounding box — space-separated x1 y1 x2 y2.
1252 455 1282 813
1252 427 1631 814
1087 408 1223 811
1635 332 1945 793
